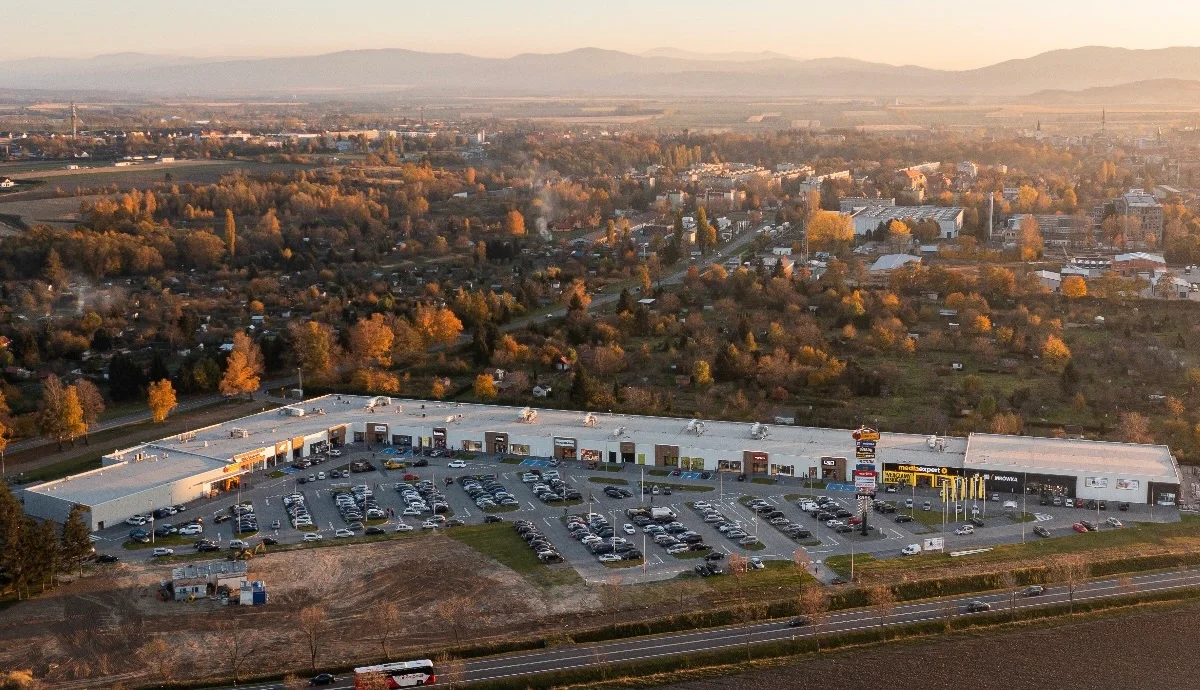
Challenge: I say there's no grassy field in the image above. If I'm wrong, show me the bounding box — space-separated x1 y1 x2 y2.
825 516 1200 578
448 523 582 588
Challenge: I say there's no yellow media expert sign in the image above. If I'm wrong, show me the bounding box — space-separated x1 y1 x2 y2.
224 449 267 473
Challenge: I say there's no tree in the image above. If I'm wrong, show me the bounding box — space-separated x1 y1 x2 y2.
413 305 464 347
43 248 67 288
867 584 896 635
473 374 497 400
349 313 394 368
73 379 105 444
726 553 749 599
1062 275 1087 298
219 332 263 398
351 368 401 395
60 505 92 576
290 321 338 381
147 379 178 423
806 211 854 252
597 575 623 624
39 377 85 450
797 588 830 652
1019 215 1043 261
257 208 281 236
108 352 146 402
430 378 448 399
792 547 812 597
138 637 178 685
1000 571 1020 622
211 618 264 684
886 219 911 249
436 594 476 643
370 601 402 658
224 209 237 257
1054 555 1089 613
1117 411 1153 444
696 207 716 254
691 360 713 388
504 208 526 236
296 605 328 674
1041 334 1072 371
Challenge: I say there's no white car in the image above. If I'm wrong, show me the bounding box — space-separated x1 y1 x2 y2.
955 525 975 535
622 523 636 535
1106 517 1123 528
448 460 467 469
126 516 147 526
178 524 203 536
422 520 439 529
665 544 690 555
693 502 712 510
316 471 326 480
303 532 323 542
329 449 342 457
395 523 414 532
402 507 422 516
901 544 921 556
334 529 354 538
748 557 765 570
598 553 623 563
151 547 174 557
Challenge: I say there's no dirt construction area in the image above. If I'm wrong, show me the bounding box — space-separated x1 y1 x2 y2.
0 535 592 687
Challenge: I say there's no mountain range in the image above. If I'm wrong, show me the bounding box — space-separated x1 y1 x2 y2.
3 46 1200 99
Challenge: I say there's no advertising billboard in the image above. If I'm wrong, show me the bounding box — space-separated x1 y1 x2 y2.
923 537 945 552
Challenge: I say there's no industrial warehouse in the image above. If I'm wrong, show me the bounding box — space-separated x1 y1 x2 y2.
22 395 1182 530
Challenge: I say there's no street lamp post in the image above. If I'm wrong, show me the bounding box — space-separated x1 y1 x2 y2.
1022 470 1028 543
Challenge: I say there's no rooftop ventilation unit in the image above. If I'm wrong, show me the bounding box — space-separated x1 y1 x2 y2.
749 423 769 440
686 419 706 436
583 412 598 428
519 407 538 423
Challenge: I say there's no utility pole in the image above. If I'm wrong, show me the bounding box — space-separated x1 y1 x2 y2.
297 367 303 400
70 101 77 140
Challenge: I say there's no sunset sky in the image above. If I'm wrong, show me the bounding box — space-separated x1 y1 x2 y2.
7 0 1199 69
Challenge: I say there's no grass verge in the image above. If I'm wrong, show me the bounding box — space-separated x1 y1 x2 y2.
590 477 629 485
447 523 582 588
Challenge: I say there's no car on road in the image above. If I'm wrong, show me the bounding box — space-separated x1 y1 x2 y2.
884 485 897 493
128 529 151 543
965 600 992 613
329 449 342 457
1080 520 1098 531
1072 522 1089 533
969 517 986 527
922 501 932 511
623 523 636 535
1033 525 1051 538
448 460 467 469
787 616 810 627
484 515 504 523
316 471 325 480
303 533 323 542
365 526 387 535
904 499 913 508
422 520 440 529
1023 585 1046 597
894 514 914 523
834 524 854 533
598 553 623 563
395 523 414 532
310 674 337 686
178 524 203 536
95 554 120 564
901 544 921 556
748 557 764 570
151 547 174 557
1106 517 1123 528
955 524 975 535
334 528 354 538
261 537 279 546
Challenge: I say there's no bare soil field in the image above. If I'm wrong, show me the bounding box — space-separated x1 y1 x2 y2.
656 601 1200 690
3 534 593 686
0 194 107 228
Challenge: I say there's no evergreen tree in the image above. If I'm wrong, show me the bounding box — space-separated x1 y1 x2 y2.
108 353 147 402
149 351 171 384
616 288 636 315
570 368 596 407
0 482 24 592
61 505 93 576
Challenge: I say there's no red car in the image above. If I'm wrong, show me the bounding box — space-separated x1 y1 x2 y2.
1072 522 1089 533
402 473 420 481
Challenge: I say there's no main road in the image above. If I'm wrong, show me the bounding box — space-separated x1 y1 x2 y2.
204 567 1200 689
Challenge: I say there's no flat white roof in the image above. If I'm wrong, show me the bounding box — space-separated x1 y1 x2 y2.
25 448 229 506
964 433 1178 483
118 395 967 468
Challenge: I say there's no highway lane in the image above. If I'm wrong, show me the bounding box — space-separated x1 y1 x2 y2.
204 567 1200 689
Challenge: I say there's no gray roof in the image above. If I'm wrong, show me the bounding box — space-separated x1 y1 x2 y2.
964 433 1178 482
25 449 228 506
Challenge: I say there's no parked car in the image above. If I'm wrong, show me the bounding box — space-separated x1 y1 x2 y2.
1072 522 1089 533
334 529 354 538
151 547 174 557
448 460 467 469
1033 525 1051 538
303 533 323 542
901 544 921 556
1118 502 1131 511
894 514 914 523
95 554 120 564
954 524 975 535
1106 517 1123 528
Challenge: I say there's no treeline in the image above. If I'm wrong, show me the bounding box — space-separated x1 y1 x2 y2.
0 484 93 600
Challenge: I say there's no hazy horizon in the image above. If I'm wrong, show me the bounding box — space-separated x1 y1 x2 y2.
7 0 1200 70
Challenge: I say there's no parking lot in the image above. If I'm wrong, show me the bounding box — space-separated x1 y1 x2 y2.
93 444 1182 583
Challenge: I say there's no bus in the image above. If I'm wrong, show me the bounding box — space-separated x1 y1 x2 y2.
353 660 436 688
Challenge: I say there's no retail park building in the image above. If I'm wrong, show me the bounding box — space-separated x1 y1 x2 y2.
22 395 1182 530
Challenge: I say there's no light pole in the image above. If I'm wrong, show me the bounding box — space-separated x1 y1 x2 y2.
297 367 303 400
1022 470 1028 543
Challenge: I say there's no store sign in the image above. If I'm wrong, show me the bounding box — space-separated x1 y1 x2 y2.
224 449 265 473
855 442 876 460
580 449 602 462
895 464 949 475
852 426 881 442
821 458 838 467
988 474 1019 484
853 470 877 492
554 437 576 448
1085 477 1109 489
370 423 388 433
